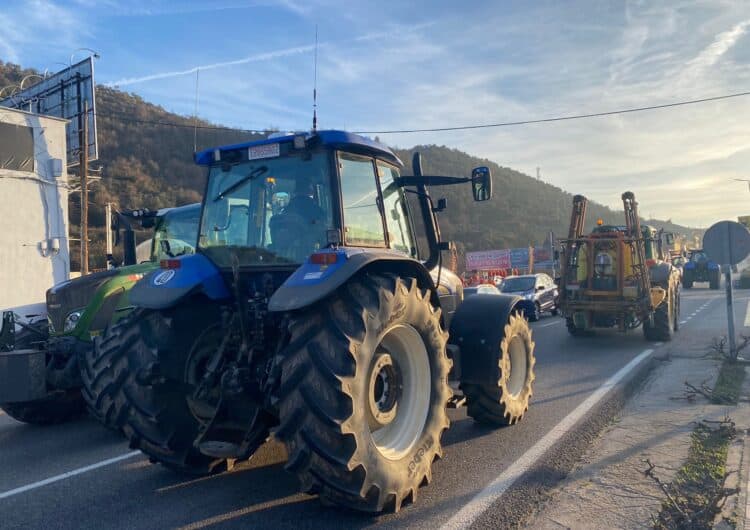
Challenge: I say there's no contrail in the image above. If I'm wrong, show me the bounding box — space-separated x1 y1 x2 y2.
106 43 316 87
104 22 437 88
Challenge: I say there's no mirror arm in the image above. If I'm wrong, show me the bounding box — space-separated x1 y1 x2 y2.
395 175 470 187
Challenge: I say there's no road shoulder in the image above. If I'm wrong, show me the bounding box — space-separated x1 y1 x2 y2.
527 340 747 529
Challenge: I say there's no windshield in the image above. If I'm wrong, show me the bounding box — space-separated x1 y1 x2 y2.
501 277 535 292
198 151 334 267
151 207 200 261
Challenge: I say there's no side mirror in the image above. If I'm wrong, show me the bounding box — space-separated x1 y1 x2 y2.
471 166 492 202
665 233 675 245
536 285 545 292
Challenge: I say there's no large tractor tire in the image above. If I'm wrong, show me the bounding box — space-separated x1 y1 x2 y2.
274 274 451 513
528 302 541 322
80 331 129 430
682 272 693 289
643 289 675 342
709 270 720 290
566 317 588 337
0 322 85 425
104 305 271 475
461 313 535 426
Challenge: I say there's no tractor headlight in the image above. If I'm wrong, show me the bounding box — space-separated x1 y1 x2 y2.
63 310 83 332
524 292 535 300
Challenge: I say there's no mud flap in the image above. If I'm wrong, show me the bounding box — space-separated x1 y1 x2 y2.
0 349 47 402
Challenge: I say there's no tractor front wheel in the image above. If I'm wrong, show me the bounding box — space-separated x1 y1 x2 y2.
1 324 85 425
275 274 451 513
461 313 535 426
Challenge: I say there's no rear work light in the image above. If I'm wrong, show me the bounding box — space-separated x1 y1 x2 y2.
160 259 181 269
310 252 339 265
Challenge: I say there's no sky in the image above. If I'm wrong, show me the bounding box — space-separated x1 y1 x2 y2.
1 0 750 228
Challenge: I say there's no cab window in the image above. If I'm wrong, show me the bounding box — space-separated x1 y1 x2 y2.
378 163 416 256
339 154 386 247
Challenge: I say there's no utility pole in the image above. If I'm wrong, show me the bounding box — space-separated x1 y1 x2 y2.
105 202 113 269
80 100 89 275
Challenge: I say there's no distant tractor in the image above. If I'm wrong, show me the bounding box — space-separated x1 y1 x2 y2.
682 249 721 290
559 192 681 341
93 131 537 513
0 204 200 425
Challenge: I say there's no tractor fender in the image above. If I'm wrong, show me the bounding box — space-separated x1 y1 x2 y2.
268 248 436 312
649 261 674 286
448 293 524 385
129 253 231 310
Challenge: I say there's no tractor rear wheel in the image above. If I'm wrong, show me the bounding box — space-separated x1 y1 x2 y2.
108 305 270 475
683 272 693 289
566 317 588 336
274 274 451 513
0 323 85 425
80 332 128 430
709 270 720 290
644 291 674 342
461 313 535 426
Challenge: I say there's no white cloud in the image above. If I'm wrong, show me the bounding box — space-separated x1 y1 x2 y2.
0 0 86 66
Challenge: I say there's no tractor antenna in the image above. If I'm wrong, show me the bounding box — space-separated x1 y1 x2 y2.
193 67 200 153
312 25 318 133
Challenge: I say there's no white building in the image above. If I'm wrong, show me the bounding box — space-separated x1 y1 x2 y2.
0 108 69 319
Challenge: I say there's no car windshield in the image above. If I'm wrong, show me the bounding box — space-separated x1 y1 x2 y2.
152 207 200 261
501 277 536 292
198 151 334 267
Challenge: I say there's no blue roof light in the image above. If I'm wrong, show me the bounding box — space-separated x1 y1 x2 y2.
194 130 402 167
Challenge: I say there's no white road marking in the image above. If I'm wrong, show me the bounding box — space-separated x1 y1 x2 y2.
680 321 688 325
0 451 141 500
537 321 562 328
441 348 655 529
744 300 750 328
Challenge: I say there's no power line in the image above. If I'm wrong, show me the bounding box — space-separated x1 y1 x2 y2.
95 110 270 133
92 88 750 135
353 89 750 134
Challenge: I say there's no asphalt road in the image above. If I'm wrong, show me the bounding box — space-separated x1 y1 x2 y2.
0 287 734 529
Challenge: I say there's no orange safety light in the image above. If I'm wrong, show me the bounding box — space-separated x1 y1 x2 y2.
160 259 181 269
310 252 339 265
596 218 604 226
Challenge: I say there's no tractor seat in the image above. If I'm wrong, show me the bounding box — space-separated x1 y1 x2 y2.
269 212 317 262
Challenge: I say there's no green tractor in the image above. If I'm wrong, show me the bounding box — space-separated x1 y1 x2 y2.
0 203 200 425
92 130 537 512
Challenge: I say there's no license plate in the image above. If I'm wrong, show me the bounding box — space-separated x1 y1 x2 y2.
248 143 280 160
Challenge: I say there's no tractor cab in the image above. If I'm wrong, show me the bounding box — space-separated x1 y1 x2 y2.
196 132 413 271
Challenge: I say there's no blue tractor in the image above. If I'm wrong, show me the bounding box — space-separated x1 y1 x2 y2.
682 249 721 289
91 131 536 512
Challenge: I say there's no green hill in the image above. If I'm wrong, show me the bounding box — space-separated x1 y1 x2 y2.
0 61 702 270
